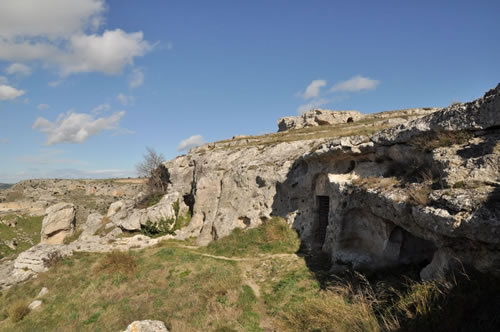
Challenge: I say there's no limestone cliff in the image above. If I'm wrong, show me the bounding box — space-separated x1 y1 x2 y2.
157 83 500 279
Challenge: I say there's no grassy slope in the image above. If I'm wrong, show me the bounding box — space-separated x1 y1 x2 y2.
0 215 43 260
1 219 499 331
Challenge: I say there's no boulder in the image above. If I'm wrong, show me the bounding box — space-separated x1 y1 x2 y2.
14 244 73 273
79 213 104 240
41 203 76 244
123 320 169 332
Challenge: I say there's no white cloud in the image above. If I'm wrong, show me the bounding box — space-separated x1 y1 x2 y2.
37 103 50 111
297 98 331 114
60 30 151 75
32 110 125 145
0 0 105 39
92 103 110 113
301 79 327 99
128 68 144 88
177 135 205 151
0 76 8 84
331 75 379 92
0 1 151 77
117 93 135 106
6 63 31 76
0 84 25 100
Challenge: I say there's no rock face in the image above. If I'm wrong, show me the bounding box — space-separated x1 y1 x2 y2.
278 109 363 131
154 83 500 278
106 192 188 232
123 320 169 332
40 203 76 244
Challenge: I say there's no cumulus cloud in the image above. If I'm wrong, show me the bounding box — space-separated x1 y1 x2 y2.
128 68 144 88
0 0 151 76
0 84 25 100
6 63 31 76
177 135 205 151
37 103 50 111
60 30 151 75
117 93 135 106
0 0 105 39
32 110 125 145
301 79 327 99
331 75 379 92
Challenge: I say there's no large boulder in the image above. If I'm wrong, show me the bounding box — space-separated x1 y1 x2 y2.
40 203 76 244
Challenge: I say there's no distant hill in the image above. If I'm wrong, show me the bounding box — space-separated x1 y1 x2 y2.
0 183 13 190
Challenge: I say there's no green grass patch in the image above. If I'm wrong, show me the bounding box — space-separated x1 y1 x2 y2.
204 217 300 257
0 215 43 259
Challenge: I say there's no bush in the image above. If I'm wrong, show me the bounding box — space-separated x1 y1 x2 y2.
9 300 30 323
409 131 473 152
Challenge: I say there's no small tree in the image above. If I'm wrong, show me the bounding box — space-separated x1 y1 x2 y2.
136 147 165 178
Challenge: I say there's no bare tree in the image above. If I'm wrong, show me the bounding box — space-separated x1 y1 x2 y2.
136 147 165 178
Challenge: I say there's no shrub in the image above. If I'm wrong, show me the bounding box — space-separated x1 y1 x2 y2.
9 300 30 323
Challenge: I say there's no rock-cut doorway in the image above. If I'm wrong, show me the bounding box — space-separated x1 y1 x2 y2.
315 195 329 245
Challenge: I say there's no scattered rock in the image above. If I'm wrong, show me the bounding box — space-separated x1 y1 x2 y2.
37 287 49 298
123 320 169 332
40 203 76 244
28 300 42 311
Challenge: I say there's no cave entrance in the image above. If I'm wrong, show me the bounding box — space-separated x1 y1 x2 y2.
315 196 330 244
347 117 354 123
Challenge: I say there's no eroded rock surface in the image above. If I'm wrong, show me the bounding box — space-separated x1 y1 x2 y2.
123 320 169 332
40 203 76 244
278 109 362 131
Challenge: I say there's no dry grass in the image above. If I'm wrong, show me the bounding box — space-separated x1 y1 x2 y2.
93 251 137 275
8 301 30 323
352 176 400 191
407 185 432 206
282 284 380 332
409 130 474 152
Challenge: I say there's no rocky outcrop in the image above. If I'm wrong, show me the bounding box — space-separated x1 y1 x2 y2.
123 320 169 332
40 203 76 244
14 244 73 273
278 109 362 131
107 192 188 232
153 83 500 279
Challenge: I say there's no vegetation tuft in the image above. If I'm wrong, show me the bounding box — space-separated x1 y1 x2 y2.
8 301 30 323
93 251 137 275
409 130 474 152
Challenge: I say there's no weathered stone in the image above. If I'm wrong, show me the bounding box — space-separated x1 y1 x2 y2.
28 300 42 311
278 109 363 131
79 213 104 240
40 203 76 244
123 320 169 332
14 244 73 273
37 287 49 298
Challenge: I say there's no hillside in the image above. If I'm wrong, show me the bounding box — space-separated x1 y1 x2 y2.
0 83 499 331
0 184 12 190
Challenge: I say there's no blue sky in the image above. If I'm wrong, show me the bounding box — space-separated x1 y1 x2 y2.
1 0 499 183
